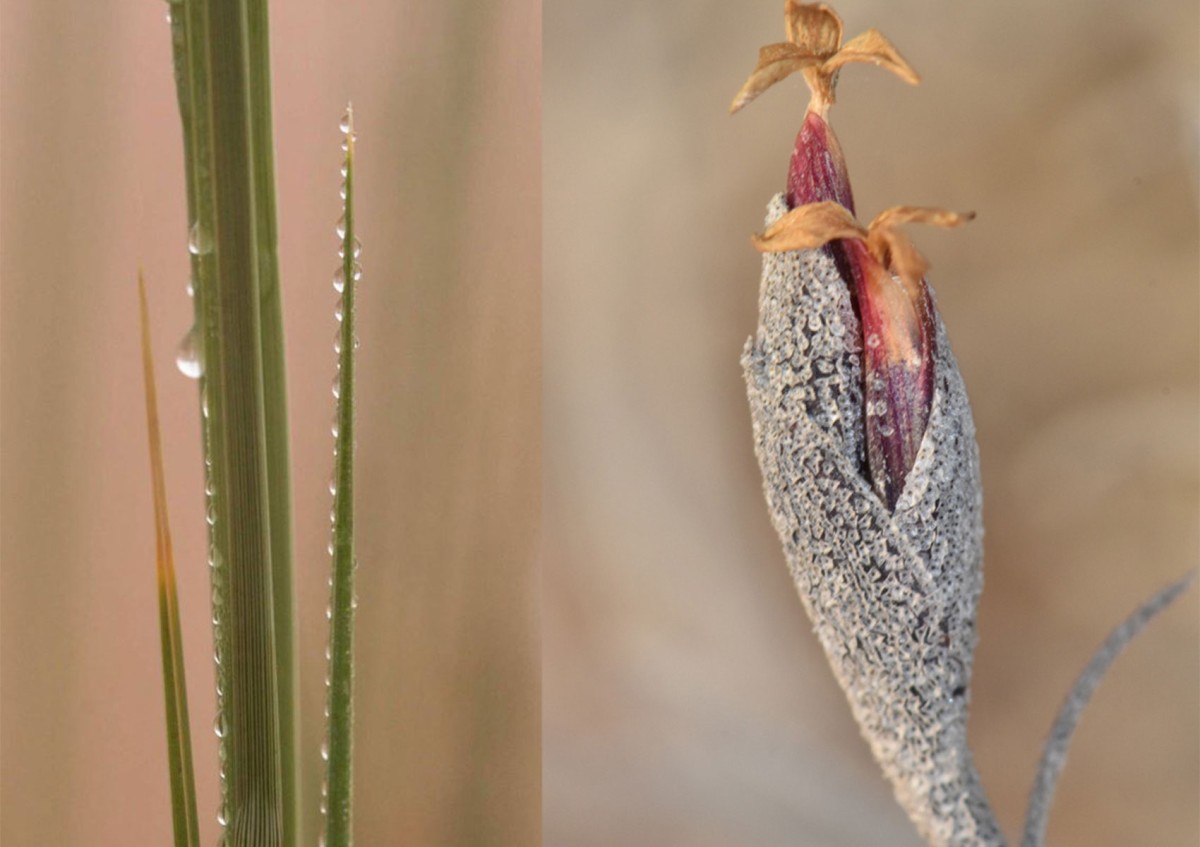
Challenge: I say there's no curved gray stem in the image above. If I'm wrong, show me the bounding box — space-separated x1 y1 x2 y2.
1020 572 1195 847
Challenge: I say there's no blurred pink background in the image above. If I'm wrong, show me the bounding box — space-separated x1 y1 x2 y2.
2 0 539 844
543 1 1198 844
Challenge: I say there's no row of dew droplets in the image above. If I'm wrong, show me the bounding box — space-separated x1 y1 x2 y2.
321 103 361 847
174 153 232 833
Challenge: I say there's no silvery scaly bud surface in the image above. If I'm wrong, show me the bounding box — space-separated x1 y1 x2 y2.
742 194 1005 846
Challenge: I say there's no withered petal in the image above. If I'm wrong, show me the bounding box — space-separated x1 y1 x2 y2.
869 205 974 231
865 206 974 295
729 43 825 113
785 1 843 56
824 28 921 86
752 199 866 252
867 227 930 300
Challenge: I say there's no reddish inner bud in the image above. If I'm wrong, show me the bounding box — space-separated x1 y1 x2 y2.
844 239 935 509
786 110 855 214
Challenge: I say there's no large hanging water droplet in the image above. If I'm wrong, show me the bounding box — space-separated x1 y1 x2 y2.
352 262 362 282
216 800 230 827
175 326 204 379
335 214 346 239
188 221 213 256
214 712 228 739
333 266 346 294
334 299 345 322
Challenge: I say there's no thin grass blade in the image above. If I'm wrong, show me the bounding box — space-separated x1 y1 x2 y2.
138 271 202 847
322 104 360 847
244 4 301 838
164 0 293 843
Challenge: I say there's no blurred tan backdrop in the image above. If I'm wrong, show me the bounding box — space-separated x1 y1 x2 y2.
2 0 539 844
544 1 1197 845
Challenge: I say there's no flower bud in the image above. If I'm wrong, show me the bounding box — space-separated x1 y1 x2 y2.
743 196 999 846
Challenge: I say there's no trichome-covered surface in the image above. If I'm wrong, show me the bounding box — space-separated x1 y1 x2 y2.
743 196 1003 846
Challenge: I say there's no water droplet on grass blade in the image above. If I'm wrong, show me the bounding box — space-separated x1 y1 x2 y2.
187 221 212 255
175 326 203 379
335 214 346 239
333 266 345 293
213 712 228 738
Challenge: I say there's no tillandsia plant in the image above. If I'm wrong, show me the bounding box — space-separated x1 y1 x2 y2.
146 2 364 846
733 3 1193 846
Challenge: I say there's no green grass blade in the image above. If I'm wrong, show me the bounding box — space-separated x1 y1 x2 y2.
323 105 360 847
168 0 236 824
244 2 300 843
138 272 202 847
165 1 292 844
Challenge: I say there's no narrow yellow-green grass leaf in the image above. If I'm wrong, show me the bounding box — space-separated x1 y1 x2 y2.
138 271 202 847
323 104 360 847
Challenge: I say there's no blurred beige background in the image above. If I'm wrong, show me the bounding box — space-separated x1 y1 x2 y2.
544 1 1197 845
2 0 539 844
